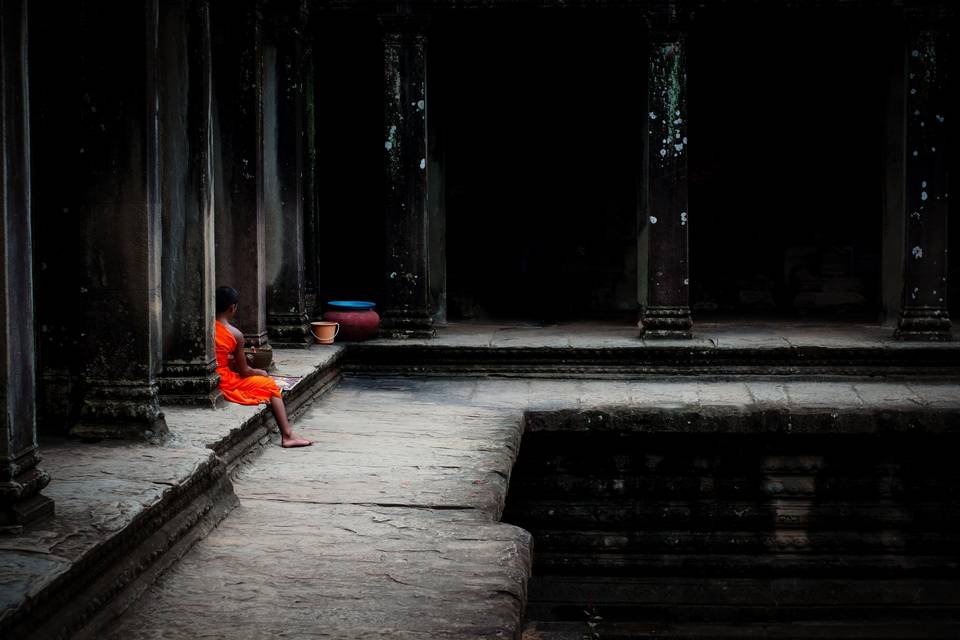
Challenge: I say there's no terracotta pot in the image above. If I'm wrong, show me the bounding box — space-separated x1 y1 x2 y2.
310 321 340 345
323 308 380 342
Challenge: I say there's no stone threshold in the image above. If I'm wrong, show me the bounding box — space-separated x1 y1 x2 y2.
0 345 345 640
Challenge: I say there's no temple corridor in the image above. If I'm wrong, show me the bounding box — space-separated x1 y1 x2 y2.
2 0 959 637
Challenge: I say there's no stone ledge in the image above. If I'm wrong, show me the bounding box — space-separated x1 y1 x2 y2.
0 345 345 640
525 620 960 639
345 322 960 379
0 444 231 640
205 345 345 472
524 405 960 434
345 343 960 379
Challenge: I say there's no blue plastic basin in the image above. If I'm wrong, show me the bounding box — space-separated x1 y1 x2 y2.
326 300 376 310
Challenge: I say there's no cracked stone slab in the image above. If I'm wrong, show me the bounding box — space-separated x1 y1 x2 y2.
106 503 531 640
909 383 960 408
106 379 534 639
696 382 754 407
852 383 926 408
784 382 864 409
744 381 791 405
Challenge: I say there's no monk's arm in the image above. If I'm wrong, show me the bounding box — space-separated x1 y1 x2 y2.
231 328 269 378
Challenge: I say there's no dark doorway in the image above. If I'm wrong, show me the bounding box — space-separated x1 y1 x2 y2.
312 16 385 307
437 13 645 323
687 9 888 320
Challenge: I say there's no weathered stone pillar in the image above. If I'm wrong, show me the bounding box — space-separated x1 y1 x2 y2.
881 21 907 328
72 0 168 440
264 0 310 347
1 0 54 531
426 43 447 326
895 20 951 341
639 32 692 339
380 15 435 339
159 0 222 405
212 0 269 349
302 31 320 319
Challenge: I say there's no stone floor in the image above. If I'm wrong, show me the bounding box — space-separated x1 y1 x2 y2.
103 376 960 639
3 322 959 639
0 346 344 639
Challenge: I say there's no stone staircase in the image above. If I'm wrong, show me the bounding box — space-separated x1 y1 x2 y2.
505 407 960 639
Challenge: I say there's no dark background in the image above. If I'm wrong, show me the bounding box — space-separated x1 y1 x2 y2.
311 7 956 323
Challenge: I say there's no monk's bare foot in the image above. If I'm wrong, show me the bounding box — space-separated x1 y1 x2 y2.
281 435 313 448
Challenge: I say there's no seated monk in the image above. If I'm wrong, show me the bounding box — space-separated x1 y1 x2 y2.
215 286 312 448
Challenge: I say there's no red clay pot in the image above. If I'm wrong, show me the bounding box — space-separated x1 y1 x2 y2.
322 308 380 342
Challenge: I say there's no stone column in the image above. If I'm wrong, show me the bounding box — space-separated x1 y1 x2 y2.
212 0 269 349
426 43 447 326
380 15 435 339
895 21 951 341
302 34 320 319
881 22 907 328
639 32 692 339
159 0 222 405
1 0 54 531
264 0 310 347
72 0 168 440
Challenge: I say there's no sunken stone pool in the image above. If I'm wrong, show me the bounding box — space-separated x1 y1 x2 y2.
503 407 960 639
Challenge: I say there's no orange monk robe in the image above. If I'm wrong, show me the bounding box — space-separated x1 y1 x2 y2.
214 322 281 405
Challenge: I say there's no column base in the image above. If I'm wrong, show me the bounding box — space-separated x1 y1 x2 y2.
160 361 224 407
895 307 952 341
1 461 54 534
267 312 312 348
639 306 693 340
381 310 436 339
1 494 55 534
72 380 168 441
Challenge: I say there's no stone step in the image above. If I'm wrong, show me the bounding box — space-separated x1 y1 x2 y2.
522 407 960 435
508 404 960 633
503 499 960 529
526 576 960 635
506 473 960 500
524 619 960 639
529 600 960 626
346 341 960 378
530 552 960 578
519 528 960 555
531 606 960 627
1 347 345 640
528 576 960 608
